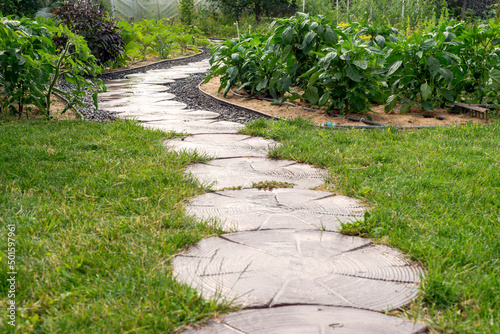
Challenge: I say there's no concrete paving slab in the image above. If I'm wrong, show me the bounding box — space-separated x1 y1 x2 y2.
99 93 176 104
173 230 422 311
186 188 365 231
164 134 280 158
186 157 325 190
142 120 244 135
126 72 188 81
101 86 169 96
100 99 188 110
103 84 169 92
181 305 427 333
101 105 190 114
120 112 219 122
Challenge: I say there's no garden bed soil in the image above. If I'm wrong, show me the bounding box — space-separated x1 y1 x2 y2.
201 76 489 127
1 94 79 120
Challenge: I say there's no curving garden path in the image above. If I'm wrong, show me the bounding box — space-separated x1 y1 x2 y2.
99 56 428 333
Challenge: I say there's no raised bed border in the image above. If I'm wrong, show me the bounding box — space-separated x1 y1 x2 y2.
197 81 496 130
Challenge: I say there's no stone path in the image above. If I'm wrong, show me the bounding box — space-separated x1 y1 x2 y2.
100 58 427 333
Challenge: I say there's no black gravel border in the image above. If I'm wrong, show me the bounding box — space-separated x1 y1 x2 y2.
60 48 272 124
163 72 269 124
99 48 209 81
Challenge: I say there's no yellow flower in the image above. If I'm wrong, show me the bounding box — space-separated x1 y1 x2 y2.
338 22 350 29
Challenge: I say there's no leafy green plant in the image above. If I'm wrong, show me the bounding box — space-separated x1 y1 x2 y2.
384 23 459 112
52 0 123 64
207 13 387 113
0 17 104 118
449 19 500 104
114 19 209 65
0 17 48 117
41 24 105 117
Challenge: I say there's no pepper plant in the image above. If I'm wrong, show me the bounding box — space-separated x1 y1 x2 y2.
384 23 458 112
449 20 500 104
208 13 500 114
0 16 104 118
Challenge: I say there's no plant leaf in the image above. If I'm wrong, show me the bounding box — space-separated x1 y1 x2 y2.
256 78 268 91
318 91 330 106
438 68 453 83
386 60 402 76
374 35 385 47
304 86 319 105
385 94 398 113
324 27 338 44
346 66 361 82
400 101 413 113
308 72 320 86
438 88 454 102
421 82 432 101
490 68 500 89
353 60 368 70
282 26 294 45
231 53 240 62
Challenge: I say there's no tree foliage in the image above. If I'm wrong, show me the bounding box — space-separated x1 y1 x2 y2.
208 0 296 22
0 0 48 18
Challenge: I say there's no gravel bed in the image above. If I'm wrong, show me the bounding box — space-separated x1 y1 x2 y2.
59 47 268 124
164 72 266 124
99 48 210 81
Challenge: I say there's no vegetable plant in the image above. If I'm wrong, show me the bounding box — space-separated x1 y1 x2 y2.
0 16 104 118
384 23 458 112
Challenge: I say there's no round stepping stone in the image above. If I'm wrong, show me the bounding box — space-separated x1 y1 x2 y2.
181 305 427 333
186 157 325 190
173 230 423 311
186 188 364 231
142 120 244 135
164 134 280 158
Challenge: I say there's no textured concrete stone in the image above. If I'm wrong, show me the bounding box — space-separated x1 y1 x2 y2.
125 72 187 81
99 93 176 106
181 305 427 333
119 113 219 122
100 99 188 110
186 157 325 190
164 134 280 158
142 120 244 135
186 188 365 232
173 230 423 311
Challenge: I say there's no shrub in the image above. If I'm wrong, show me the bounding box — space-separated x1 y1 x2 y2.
52 0 123 64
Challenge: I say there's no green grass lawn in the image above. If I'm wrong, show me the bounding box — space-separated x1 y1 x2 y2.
241 118 500 333
0 119 231 333
1 116 499 333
